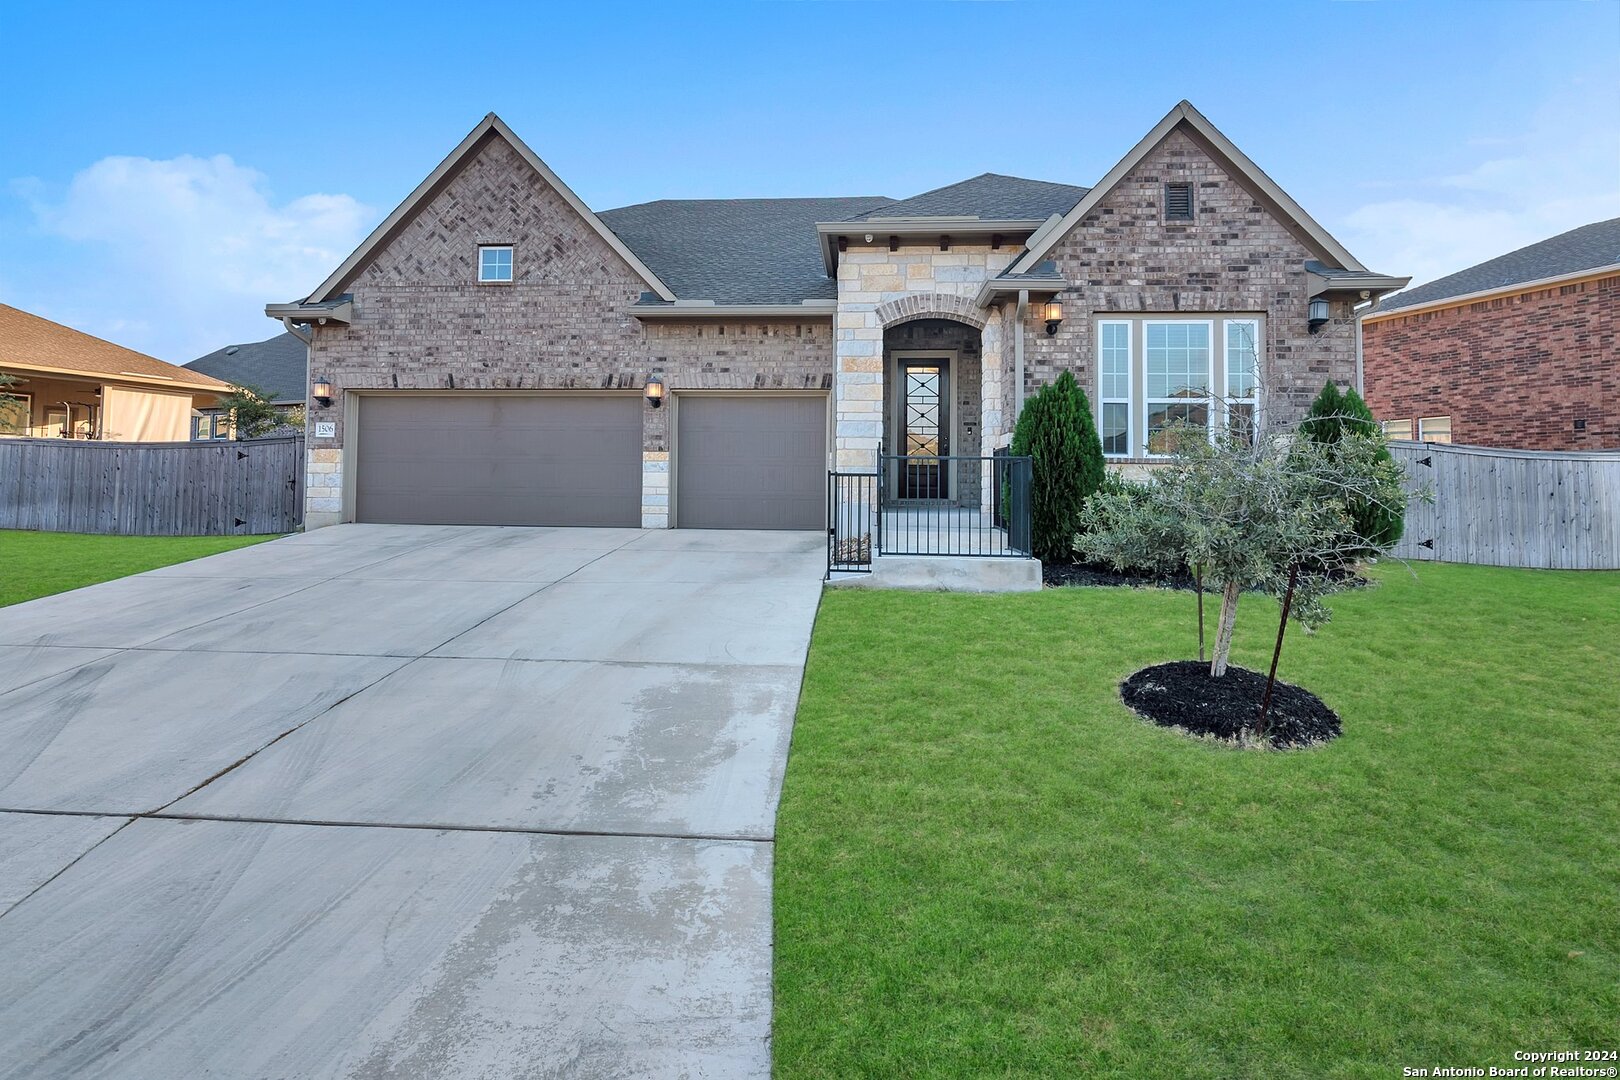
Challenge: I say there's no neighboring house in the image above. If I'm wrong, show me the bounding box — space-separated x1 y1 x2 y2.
0 303 227 441
1362 218 1619 450
185 331 308 440
266 101 1407 531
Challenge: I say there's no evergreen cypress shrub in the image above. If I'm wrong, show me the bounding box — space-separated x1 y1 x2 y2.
1298 382 1404 559
1009 370 1106 561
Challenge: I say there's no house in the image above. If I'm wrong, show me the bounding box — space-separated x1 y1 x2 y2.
1361 218 1619 450
266 101 1407 532
185 331 308 439
0 303 228 441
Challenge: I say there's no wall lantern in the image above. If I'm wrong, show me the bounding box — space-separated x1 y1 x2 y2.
311 376 334 408
1307 296 1330 334
1043 299 1064 336
644 377 666 409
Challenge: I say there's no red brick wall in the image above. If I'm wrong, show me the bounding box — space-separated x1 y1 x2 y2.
1362 274 1618 450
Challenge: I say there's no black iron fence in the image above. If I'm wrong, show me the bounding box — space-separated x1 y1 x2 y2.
827 453 1032 574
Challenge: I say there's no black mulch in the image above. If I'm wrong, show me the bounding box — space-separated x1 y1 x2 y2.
1044 561 1370 592
1119 660 1341 750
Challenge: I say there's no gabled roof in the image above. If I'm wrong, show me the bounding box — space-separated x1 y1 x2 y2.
1010 100 1372 276
599 197 892 304
300 113 677 304
0 303 228 393
845 173 1089 222
186 331 307 403
1370 217 1620 316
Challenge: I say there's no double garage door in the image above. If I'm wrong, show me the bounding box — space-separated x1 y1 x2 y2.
354 392 826 530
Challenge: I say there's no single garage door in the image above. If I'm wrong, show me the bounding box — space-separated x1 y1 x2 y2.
675 394 827 530
355 393 642 526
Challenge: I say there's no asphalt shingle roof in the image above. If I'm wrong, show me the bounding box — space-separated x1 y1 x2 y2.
0 303 227 390
597 197 893 304
1374 217 1620 314
186 332 307 402
845 173 1090 222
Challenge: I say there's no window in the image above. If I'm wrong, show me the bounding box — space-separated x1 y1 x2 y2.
1098 321 1132 456
1096 316 1260 458
1164 182 1194 221
478 245 513 283
1145 321 1212 454
1418 416 1452 444
192 413 231 441
0 392 30 436
1225 320 1259 442
1382 419 1413 441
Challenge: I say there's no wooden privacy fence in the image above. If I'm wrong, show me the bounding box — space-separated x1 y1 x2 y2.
0 435 304 536
1388 441 1620 570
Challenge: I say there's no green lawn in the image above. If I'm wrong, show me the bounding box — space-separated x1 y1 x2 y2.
0 530 278 608
776 563 1619 1078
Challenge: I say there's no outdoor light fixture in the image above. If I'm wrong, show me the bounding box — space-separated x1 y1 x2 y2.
644 377 665 408
312 377 334 408
1044 299 1064 335
1307 297 1330 334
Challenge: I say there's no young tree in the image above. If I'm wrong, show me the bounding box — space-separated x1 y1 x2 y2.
1077 416 1409 680
1009 370 1106 561
217 384 287 441
0 372 22 435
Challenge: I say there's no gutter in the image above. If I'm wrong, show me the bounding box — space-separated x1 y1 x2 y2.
631 300 836 319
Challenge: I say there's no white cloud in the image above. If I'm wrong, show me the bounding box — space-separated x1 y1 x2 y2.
19 154 372 362
1341 82 1620 289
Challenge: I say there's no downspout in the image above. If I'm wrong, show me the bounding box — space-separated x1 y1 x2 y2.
1014 289 1028 416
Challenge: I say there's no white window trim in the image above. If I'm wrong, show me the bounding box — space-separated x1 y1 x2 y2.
1097 319 1133 459
477 244 514 283
1143 318 1215 460
1418 415 1452 443
1223 317 1262 437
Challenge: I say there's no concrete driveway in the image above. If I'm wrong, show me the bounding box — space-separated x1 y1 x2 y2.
0 524 825 1079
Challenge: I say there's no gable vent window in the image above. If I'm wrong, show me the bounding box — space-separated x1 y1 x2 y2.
478 245 514 283
1164 182 1194 222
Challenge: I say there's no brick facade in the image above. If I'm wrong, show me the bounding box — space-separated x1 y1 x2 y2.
1022 128 1359 454
1362 273 1618 450
304 133 833 527
301 121 1377 526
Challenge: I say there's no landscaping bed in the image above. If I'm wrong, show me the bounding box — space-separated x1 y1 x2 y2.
1120 659 1340 749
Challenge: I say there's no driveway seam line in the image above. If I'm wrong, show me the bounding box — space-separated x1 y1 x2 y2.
0 814 139 922
0 807 773 845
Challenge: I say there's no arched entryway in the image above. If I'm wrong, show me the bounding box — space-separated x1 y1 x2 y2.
882 315 985 508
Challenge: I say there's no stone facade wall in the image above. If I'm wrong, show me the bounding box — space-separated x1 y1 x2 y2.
1362 273 1618 450
304 132 833 526
834 245 1014 470
1021 128 1360 454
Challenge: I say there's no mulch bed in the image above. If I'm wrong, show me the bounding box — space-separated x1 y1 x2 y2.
1119 660 1341 750
1044 560 1370 592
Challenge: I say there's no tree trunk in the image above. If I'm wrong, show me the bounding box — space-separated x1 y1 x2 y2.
1210 580 1242 677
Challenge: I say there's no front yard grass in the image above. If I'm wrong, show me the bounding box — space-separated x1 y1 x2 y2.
0 530 277 608
775 563 1618 1078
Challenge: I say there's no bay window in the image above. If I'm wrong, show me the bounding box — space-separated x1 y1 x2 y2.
1096 315 1263 458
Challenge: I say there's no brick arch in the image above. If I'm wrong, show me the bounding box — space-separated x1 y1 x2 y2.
875 292 987 331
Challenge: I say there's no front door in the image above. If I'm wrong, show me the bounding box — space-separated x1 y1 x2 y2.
900 360 949 500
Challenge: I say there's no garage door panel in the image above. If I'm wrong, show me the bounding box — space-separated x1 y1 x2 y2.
356 395 641 527
676 396 826 531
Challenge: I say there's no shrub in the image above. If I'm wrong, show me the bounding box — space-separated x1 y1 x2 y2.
1298 382 1404 559
218 384 287 441
1010 371 1105 562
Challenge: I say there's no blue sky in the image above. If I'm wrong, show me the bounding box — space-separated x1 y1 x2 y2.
2 0 1616 363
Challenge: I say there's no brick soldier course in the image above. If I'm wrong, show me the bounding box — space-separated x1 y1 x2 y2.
270 101 1405 530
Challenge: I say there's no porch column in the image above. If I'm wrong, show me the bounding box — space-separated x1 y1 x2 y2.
834 258 885 472
978 304 1006 514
